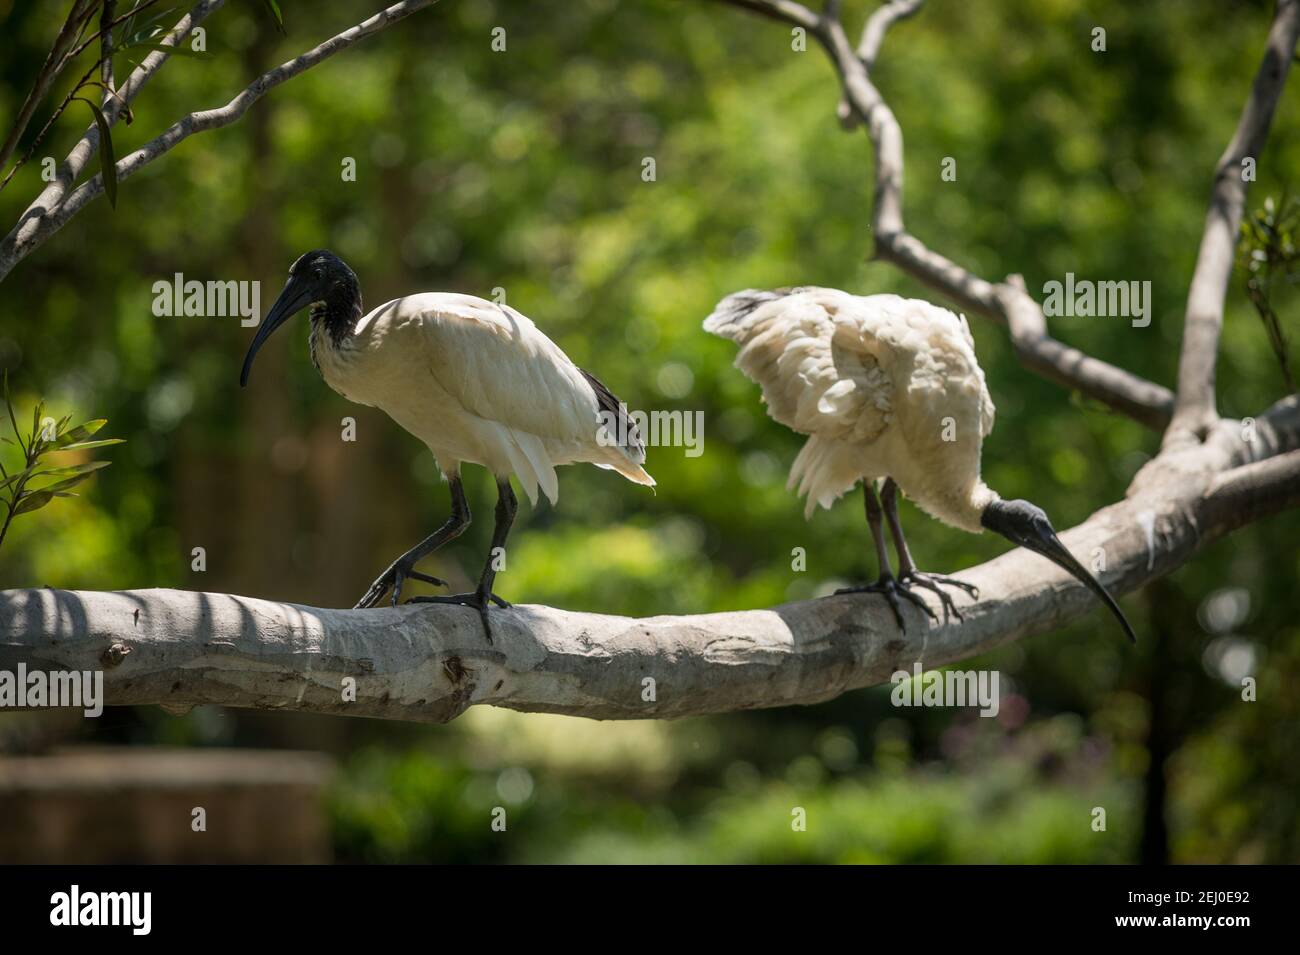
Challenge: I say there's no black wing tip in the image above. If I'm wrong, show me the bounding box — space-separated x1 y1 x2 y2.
579 367 644 458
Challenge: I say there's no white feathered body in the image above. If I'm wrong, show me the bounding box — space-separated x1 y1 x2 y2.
705 288 996 532
312 292 654 505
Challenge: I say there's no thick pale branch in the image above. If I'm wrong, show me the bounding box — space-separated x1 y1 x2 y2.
1167 0 1300 444
712 0 1177 429
1204 448 1300 527
0 0 440 283
2 418 1296 723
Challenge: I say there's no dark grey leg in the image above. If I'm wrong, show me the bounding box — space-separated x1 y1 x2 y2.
864 480 893 580
834 481 934 629
881 477 979 621
354 476 470 609
408 477 516 643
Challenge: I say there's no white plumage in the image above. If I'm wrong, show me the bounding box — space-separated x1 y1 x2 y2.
241 250 653 626
705 285 1136 642
705 287 995 532
312 291 655 504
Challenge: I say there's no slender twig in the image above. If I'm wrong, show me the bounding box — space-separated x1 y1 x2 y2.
65 0 164 64
0 0 100 174
0 0 225 275
0 55 108 193
0 0 442 283
101 0 119 110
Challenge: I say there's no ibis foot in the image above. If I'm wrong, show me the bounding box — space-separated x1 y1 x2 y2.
897 570 979 623
354 561 448 610
835 573 937 630
407 590 511 643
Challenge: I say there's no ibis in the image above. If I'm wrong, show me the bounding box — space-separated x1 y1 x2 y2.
241 250 655 638
704 287 1135 642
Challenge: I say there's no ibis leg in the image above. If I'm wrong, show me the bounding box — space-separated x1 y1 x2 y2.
353 475 470 609
408 477 515 643
834 481 934 629
880 477 979 621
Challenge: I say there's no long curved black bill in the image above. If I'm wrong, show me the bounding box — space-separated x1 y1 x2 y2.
1026 529 1137 644
239 276 314 387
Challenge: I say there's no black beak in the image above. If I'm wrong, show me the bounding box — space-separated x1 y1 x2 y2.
240 275 315 387
1020 524 1137 645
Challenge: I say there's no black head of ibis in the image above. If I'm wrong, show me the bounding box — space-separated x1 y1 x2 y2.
240 249 360 386
981 497 1136 644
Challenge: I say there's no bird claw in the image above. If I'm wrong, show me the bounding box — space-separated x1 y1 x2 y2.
406 590 509 643
353 562 448 609
897 570 978 623
835 574 937 630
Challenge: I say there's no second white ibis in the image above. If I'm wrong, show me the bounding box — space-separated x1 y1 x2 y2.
704 286 1135 642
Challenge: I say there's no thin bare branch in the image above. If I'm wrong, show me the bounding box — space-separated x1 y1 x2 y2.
713 0 820 31
100 0 119 110
0 0 225 278
836 0 924 126
64 0 164 64
858 0 923 68
1166 0 1300 445
0 54 109 195
0 1 441 283
0 0 100 174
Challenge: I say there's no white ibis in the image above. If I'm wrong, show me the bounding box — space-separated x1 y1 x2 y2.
705 287 1135 642
241 250 655 638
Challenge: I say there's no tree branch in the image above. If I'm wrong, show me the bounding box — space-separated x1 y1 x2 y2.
2 410 1296 723
100 0 118 111
0 0 100 175
710 0 1177 429
0 0 442 283
0 0 226 279
836 0 923 124
1166 0 1300 444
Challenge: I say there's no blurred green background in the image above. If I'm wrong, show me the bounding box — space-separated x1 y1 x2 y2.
0 0 1297 863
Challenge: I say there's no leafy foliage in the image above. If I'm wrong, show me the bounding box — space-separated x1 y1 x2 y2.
0 374 123 553
1239 195 1300 391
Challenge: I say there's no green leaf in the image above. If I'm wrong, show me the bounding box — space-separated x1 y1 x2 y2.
23 461 113 486
33 470 104 495
30 399 42 447
13 489 54 515
37 460 112 477
261 0 285 33
122 6 176 45
4 376 25 457
57 419 107 446
77 98 117 209
56 438 125 451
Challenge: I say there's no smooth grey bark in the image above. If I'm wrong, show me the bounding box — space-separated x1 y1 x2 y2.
1 396 1295 724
